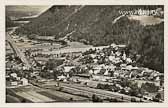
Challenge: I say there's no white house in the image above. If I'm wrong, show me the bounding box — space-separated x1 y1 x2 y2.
115 51 121 57
93 59 98 63
11 81 18 86
89 69 94 74
23 65 29 70
21 78 29 86
126 58 132 63
90 54 97 59
10 73 17 78
58 75 66 81
16 77 21 81
113 71 120 77
64 66 75 73
122 51 126 60
93 66 102 74
104 70 109 76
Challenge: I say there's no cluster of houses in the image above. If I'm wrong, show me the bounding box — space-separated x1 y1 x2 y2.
33 43 163 90
37 43 163 101
77 44 163 83
6 62 29 87
6 42 30 87
6 42 164 101
6 72 29 86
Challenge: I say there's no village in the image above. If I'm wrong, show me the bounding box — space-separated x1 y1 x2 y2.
6 31 164 103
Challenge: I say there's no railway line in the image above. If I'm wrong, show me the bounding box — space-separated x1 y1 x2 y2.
59 82 150 102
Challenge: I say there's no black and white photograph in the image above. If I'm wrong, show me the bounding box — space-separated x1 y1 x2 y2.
5 5 164 103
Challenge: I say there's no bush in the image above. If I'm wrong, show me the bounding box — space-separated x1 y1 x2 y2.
92 94 103 102
131 98 136 102
141 82 159 93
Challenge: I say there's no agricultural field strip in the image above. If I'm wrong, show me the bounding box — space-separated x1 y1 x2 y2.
37 46 108 54
18 44 61 49
16 92 43 102
38 91 68 102
45 89 88 101
26 91 55 102
16 91 54 102
61 85 93 96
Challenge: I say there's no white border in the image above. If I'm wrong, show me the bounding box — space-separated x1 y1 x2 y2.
3 0 166 5
0 0 167 107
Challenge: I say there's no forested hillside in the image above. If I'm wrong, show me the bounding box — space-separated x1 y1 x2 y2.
15 5 163 37
6 16 17 28
13 5 164 72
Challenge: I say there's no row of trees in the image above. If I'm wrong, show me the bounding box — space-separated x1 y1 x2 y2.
96 79 159 98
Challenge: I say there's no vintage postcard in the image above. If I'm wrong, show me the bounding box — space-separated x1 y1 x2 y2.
0 0 167 107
